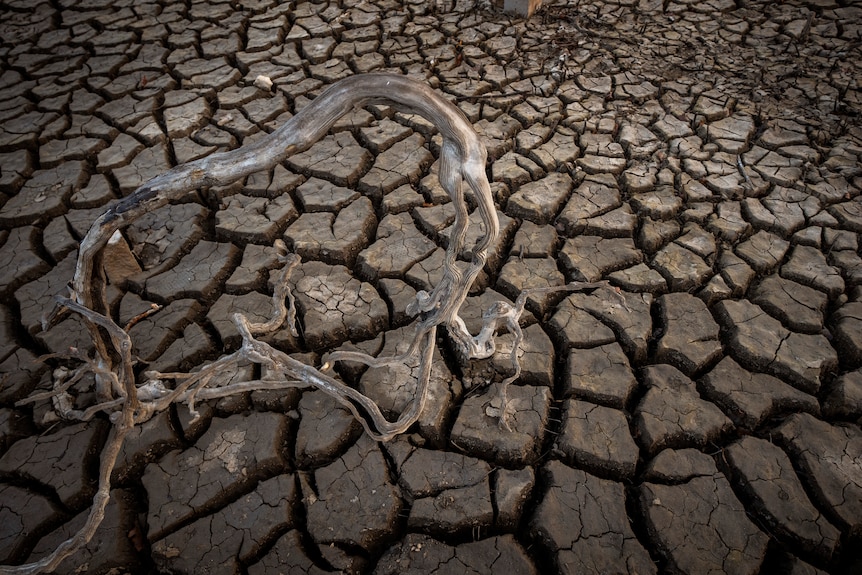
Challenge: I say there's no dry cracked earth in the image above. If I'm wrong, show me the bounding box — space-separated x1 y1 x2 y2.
1 0 861 573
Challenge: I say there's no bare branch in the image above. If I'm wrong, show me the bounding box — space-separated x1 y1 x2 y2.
4 73 567 574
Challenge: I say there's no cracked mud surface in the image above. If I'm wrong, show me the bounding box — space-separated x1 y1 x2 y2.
0 0 861 573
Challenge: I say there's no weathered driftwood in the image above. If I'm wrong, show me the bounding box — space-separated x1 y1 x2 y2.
4 73 617 574
67 72 504 438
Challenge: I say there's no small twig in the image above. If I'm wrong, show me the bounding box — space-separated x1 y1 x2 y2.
122 303 162 332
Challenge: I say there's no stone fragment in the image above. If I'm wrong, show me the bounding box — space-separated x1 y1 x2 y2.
714 299 837 394
748 148 804 187
530 128 579 171
577 154 627 175
555 399 638 480
412 203 455 239
378 278 417 327
724 437 840 560
656 292 722 375
450 381 550 466
491 152 532 190
829 249 862 287
374 534 537 575
749 186 810 237
700 114 755 144
680 174 714 203
0 408 32 456
698 356 818 430
759 121 807 148
637 216 680 254
653 114 694 140
121 296 201 362
359 118 412 153
14 250 76 334
684 204 717 228
824 228 858 252
148 321 214 374
774 413 862 531
143 412 287 541
634 364 732 455
39 136 106 168
750 275 827 334
639 467 769 575
396 448 491 498
247 529 322 575
620 163 657 193
0 109 59 149
381 184 424 215
0 150 32 194
164 95 210 137
530 460 656 575
290 260 388 349
638 217 680 254
306 435 401 552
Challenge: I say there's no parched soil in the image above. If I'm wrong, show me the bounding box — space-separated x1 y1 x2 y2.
1 0 861 574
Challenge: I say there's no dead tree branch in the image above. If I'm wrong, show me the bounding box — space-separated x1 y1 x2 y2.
2 73 625 574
